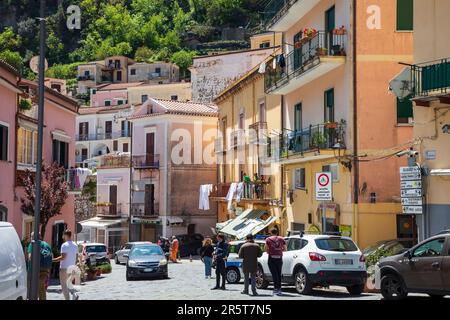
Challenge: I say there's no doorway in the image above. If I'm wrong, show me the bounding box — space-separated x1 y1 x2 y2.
325 5 336 50
397 214 418 248
146 132 155 166
144 184 155 216
109 185 118 216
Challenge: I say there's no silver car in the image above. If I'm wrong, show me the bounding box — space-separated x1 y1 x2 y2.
115 242 152 264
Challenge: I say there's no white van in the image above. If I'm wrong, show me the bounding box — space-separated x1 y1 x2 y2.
0 222 27 300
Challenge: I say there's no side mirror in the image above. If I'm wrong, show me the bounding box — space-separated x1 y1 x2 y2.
403 251 412 260
123 254 129 258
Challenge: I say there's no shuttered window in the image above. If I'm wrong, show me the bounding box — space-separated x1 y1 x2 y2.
397 0 414 31
397 95 413 124
0 124 8 161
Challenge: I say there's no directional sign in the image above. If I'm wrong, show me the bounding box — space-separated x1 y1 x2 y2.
400 167 421 174
401 197 423 206
400 180 422 189
401 189 422 198
402 206 423 214
400 172 422 181
316 172 332 201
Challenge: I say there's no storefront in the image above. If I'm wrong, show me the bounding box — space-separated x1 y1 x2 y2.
129 216 162 243
79 217 128 254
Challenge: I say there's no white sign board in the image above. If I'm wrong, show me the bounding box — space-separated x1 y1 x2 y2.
401 197 423 206
316 172 332 201
400 167 423 215
400 167 421 174
400 180 422 189
402 206 423 214
401 189 422 198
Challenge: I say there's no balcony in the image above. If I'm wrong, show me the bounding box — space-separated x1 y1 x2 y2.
229 129 246 149
249 122 268 145
77 75 95 81
132 154 160 169
98 155 130 169
264 0 320 31
410 58 450 101
265 31 347 95
76 130 131 141
97 203 125 217
211 180 273 203
277 122 346 158
131 203 159 217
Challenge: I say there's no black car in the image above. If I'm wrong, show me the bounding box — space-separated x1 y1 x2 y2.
125 244 168 281
177 233 204 257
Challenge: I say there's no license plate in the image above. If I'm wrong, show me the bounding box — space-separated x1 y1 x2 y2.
335 259 353 265
144 268 154 272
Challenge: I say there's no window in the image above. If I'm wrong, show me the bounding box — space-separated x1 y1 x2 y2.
84 70 90 76
287 238 306 251
397 96 413 124
91 89 97 95
259 100 266 123
141 95 148 103
130 69 136 75
294 168 306 189
315 238 358 252
294 103 302 131
104 100 111 107
117 99 124 105
17 127 37 165
51 84 61 92
259 42 270 48
0 124 8 161
413 238 445 258
171 95 178 101
324 89 334 122
239 112 245 130
155 67 161 75
116 71 122 81
322 163 339 182
113 140 118 151
123 143 129 153
397 0 414 31
52 140 69 168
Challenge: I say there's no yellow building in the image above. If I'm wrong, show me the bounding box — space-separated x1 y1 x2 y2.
408 0 450 238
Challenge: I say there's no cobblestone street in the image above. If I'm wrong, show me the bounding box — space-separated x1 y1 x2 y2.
47 259 384 300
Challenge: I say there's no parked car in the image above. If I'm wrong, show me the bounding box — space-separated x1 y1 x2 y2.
225 240 266 284
177 234 204 257
125 243 168 281
114 242 152 265
375 233 450 300
78 242 110 265
256 234 367 295
0 222 27 300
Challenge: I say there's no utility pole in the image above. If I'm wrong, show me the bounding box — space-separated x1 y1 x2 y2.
29 0 46 301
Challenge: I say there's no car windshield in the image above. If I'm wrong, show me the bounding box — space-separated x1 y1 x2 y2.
315 238 358 252
86 245 106 253
130 246 163 258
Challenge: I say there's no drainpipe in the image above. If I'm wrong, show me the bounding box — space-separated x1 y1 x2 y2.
128 120 133 241
352 0 360 244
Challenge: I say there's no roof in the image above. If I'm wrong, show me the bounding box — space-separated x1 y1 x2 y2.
97 82 145 91
129 98 218 119
78 104 134 115
192 46 279 61
0 59 21 77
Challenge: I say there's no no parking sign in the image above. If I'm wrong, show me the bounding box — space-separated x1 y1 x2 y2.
316 172 332 201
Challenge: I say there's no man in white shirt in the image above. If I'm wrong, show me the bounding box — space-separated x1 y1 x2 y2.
53 230 78 300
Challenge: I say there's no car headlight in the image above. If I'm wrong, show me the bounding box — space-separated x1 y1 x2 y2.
159 259 168 266
128 260 137 267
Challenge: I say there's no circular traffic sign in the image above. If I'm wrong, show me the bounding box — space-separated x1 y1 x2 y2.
318 173 330 187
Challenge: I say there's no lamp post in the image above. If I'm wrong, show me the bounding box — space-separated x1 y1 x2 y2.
29 0 46 301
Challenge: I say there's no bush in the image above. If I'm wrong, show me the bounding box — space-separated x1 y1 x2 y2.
97 263 112 274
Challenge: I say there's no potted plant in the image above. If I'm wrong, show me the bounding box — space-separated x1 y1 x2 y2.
19 99 32 111
325 121 338 129
98 263 112 274
303 28 317 38
317 47 328 56
86 264 97 281
311 131 327 149
365 247 394 293
333 25 346 35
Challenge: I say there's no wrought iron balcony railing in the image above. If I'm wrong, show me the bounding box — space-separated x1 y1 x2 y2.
411 58 450 97
265 31 347 93
98 155 131 169
76 130 131 141
264 0 299 28
211 180 272 201
97 203 124 217
131 203 159 217
249 122 268 145
132 154 160 169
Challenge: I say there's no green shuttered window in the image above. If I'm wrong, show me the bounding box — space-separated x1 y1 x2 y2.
397 0 414 31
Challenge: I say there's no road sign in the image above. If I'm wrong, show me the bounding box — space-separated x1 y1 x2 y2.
316 172 332 201
400 167 420 174
402 206 423 214
400 180 422 189
401 197 423 206
401 188 422 198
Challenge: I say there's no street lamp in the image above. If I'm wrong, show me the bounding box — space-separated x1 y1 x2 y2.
29 0 46 301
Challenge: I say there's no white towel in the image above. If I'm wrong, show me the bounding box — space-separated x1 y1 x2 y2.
236 182 244 203
258 61 266 74
226 183 238 211
199 184 213 210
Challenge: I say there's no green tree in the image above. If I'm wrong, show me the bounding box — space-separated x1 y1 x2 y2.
171 49 196 78
134 46 154 62
0 50 24 72
0 27 22 51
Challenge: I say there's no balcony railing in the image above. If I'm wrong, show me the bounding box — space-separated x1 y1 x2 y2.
97 203 124 217
249 122 268 145
411 58 450 97
77 75 95 81
65 168 84 193
265 31 347 93
230 129 246 148
76 130 131 141
132 154 160 169
98 155 130 169
131 203 159 217
264 0 299 28
75 155 88 163
212 180 272 201
277 122 346 158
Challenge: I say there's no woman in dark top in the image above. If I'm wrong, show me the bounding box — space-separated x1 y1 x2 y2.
200 238 214 279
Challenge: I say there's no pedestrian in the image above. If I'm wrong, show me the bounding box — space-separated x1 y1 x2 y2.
265 228 286 296
200 238 214 279
170 236 179 263
27 232 53 300
52 230 78 300
211 233 228 290
238 234 262 296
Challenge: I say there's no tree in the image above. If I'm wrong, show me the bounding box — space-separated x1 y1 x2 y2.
20 163 69 239
171 49 196 78
0 50 24 71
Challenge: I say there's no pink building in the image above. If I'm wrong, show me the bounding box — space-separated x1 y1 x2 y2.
0 62 79 247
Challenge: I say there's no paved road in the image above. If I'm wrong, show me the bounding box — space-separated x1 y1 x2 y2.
47 259 440 300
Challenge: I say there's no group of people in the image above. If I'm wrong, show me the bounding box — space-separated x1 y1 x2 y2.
27 230 79 300
158 235 179 263
199 228 286 296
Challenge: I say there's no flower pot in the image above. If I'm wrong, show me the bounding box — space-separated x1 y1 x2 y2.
96 269 102 276
325 122 338 129
87 271 97 281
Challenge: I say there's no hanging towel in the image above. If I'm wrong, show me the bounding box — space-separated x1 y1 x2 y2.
258 61 266 74
235 182 244 203
278 54 286 68
272 56 277 69
226 183 238 211
77 168 92 189
199 184 213 210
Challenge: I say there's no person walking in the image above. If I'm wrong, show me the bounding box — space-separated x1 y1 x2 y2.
238 234 262 296
200 238 214 279
52 230 78 300
211 233 228 290
27 232 53 300
170 236 179 263
265 228 286 296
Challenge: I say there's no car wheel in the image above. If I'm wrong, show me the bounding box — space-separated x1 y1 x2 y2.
294 268 312 295
226 267 241 284
380 274 408 300
256 266 269 289
115 256 120 265
347 284 365 295
126 273 132 281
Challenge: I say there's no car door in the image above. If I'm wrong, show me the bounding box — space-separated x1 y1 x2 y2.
282 238 304 282
441 236 450 291
402 237 445 291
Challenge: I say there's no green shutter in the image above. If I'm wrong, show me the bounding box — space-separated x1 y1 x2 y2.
397 96 413 119
397 0 414 31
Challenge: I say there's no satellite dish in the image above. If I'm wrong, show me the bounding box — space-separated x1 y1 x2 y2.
29 56 48 74
389 67 414 101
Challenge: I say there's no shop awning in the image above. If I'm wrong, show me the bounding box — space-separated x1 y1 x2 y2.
131 216 161 225
430 169 450 176
80 217 127 229
219 209 276 240
167 217 184 225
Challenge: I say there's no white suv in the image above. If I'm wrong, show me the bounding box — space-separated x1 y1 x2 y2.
256 234 367 295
